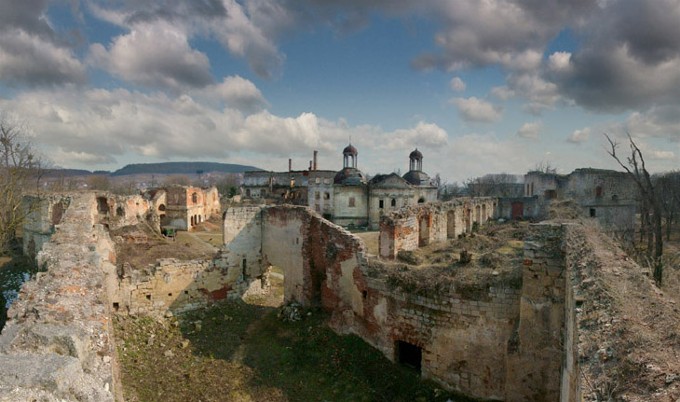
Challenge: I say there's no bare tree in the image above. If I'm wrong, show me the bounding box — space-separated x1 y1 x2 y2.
654 171 680 241
0 116 42 254
466 173 522 197
605 133 663 285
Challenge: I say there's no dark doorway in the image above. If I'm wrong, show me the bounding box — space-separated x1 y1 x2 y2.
96 197 109 214
511 202 523 219
396 341 422 372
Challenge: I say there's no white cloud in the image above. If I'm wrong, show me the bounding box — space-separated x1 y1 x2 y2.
449 76 466 92
516 121 542 139
548 51 572 73
0 86 449 174
88 22 213 90
0 30 86 86
380 122 448 151
567 128 591 143
195 76 268 113
650 150 675 160
451 97 502 123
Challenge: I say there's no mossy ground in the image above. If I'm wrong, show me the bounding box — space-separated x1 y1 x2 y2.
115 299 474 402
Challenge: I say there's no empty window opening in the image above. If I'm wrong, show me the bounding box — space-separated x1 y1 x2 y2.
158 204 166 212
116 206 125 217
145 294 151 300
446 210 456 239
391 198 396 207
112 302 119 312
362 290 368 299
379 199 384 209
191 192 198 203
396 341 422 372
242 258 247 278
324 192 330 200
417 197 425 204
184 290 189 295
96 197 109 214
595 186 603 198
590 208 596 217
168 293 173 297
419 216 430 247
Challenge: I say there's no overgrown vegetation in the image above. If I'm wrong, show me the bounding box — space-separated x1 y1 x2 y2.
115 300 472 402
0 114 43 255
376 220 526 296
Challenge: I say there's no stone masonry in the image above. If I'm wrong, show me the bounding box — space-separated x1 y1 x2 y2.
5 194 609 401
1 193 117 401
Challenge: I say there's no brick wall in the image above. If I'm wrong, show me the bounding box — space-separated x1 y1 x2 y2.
379 198 497 259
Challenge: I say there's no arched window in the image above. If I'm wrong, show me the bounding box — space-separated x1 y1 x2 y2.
191 192 198 203
391 198 396 207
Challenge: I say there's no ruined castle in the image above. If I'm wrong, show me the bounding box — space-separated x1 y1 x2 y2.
0 167 654 400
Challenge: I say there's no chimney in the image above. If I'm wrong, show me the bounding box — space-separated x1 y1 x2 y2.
313 150 318 171
309 160 313 170
288 158 292 172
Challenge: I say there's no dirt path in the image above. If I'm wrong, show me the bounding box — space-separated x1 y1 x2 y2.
575 223 680 401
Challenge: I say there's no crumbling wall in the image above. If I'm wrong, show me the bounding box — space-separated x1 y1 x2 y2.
334 273 522 400
116 256 246 316
379 198 497 259
1 193 117 401
22 194 71 259
505 223 567 400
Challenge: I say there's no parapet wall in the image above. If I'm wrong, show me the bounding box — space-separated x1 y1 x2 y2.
1 193 117 401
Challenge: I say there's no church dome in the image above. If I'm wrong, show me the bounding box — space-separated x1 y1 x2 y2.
403 170 431 186
409 148 423 160
334 167 366 185
343 144 358 156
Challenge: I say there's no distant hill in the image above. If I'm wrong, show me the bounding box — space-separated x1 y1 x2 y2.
111 162 263 176
42 168 94 177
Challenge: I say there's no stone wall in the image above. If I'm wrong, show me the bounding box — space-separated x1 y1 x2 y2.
337 272 522 400
8 194 595 401
1 193 117 401
115 256 247 317
378 198 497 259
22 194 71 259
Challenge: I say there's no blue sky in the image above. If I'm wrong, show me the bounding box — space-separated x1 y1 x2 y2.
1 0 680 183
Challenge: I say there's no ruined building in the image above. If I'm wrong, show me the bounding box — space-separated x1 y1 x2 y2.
242 145 438 229
4 168 668 400
496 168 638 236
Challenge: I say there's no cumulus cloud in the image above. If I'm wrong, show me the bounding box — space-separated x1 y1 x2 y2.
516 122 542 140
0 86 449 172
567 128 590 143
451 97 502 123
412 1 593 71
88 22 213 90
194 76 268 113
551 0 680 112
0 1 86 86
89 0 286 79
449 76 466 92
380 122 448 151
0 30 86 86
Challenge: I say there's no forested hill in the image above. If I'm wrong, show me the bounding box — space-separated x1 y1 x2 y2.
111 162 263 176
